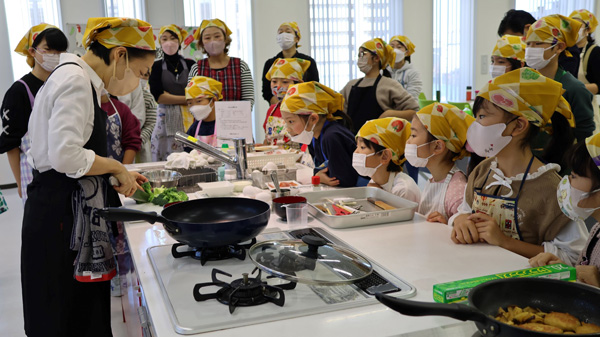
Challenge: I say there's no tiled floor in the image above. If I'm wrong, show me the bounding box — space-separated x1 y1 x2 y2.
0 187 129 337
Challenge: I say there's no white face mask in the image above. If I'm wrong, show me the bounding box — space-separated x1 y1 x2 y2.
276 32 296 50
524 45 557 70
161 40 179 56
394 49 405 63
189 102 213 121
489 64 507 78
405 142 435 167
466 120 514 157
34 48 60 71
290 118 315 144
352 152 382 177
576 25 587 44
557 176 600 222
357 55 372 74
106 52 140 96
271 86 287 101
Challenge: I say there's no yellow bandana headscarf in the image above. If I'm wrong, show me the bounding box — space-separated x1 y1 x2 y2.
389 35 415 56
585 132 600 172
15 23 60 67
477 68 575 133
265 58 311 82
159 24 188 44
279 22 301 47
194 19 232 41
526 14 583 57
83 17 155 50
357 117 411 166
417 103 475 161
185 76 223 101
570 9 598 34
280 81 344 121
492 35 526 62
361 38 395 68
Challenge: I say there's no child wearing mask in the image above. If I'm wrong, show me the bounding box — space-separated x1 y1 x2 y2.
184 76 223 146
100 92 142 164
529 132 600 288
450 68 588 265
407 103 475 223
280 81 357 187
150 25 196 161
340 38 418 132
0 24 67 202
354 117 420 202
261 22 319 105
525 14 595 142
263 58 311 145
388 35 422 99
489 35 526 78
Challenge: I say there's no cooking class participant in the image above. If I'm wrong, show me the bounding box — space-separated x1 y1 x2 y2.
407 103 475 223
529 132 600 287
489 35 526 78
450 68 588 265
340 37 419 132
570 9 600 134
23 17 155 336
388 35 422 99
150 24 195 161
0 24 67 202
263 58 311 145
280 81 357 187
100 90 142 164
525 14 595 142
118 73 156 163
184 76 223 146
261 21 319 105
188 19 254 107
353 117 420 202
498 9 581 77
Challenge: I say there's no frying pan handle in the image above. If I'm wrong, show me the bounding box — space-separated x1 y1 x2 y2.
375 293 489 324
95 207 180 234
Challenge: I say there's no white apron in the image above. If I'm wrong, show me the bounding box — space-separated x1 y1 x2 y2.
417 166 459 218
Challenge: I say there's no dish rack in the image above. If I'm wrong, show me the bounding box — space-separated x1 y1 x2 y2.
246 152 301 170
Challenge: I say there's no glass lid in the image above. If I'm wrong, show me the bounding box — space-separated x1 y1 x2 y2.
248 235 373 285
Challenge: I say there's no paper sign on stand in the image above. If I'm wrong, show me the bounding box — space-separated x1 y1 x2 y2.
215 101 254 148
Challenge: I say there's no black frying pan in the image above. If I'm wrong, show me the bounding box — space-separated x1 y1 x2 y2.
96 198 270 248
376 278 600 336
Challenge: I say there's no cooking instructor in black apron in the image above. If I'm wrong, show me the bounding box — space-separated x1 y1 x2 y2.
23 17 156 337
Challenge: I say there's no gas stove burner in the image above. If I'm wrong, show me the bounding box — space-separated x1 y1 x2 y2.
193 268 296 314
171 239 256 265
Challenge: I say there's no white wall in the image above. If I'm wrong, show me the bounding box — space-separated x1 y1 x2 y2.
251 0 311 142
473 0 514 91
403 0 434 99
60 0 104 26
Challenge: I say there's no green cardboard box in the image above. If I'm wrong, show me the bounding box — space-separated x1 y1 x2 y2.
433 263 576 303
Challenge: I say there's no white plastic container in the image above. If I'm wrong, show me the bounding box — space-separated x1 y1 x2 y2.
197 181 234 197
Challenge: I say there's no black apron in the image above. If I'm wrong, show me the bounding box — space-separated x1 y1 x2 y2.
161 57 189 95
21 62 115 337
346 75 384 132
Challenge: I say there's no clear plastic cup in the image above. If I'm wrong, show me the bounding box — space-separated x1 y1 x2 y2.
284 203 308 226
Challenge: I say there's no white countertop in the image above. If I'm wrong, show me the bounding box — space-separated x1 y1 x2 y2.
123 204 528 337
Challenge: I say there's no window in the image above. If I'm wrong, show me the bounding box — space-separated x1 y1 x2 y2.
432 0 473 102
515 0 595 19
310 0 402 91
4 0 62 81
183 0 253 73
104 0 146 20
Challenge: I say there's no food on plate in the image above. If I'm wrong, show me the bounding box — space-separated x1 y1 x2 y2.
132 181 188 206
494 306 597 334
266 181 300 189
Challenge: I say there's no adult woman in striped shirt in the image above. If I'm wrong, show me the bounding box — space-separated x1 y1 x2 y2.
189 19 254 109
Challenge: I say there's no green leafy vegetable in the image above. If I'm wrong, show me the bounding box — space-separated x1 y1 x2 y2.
131 182 188 206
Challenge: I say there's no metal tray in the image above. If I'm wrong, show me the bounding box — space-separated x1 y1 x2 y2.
299 187 418 229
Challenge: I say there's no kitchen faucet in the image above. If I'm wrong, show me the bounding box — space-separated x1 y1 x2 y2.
174 131 248 180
